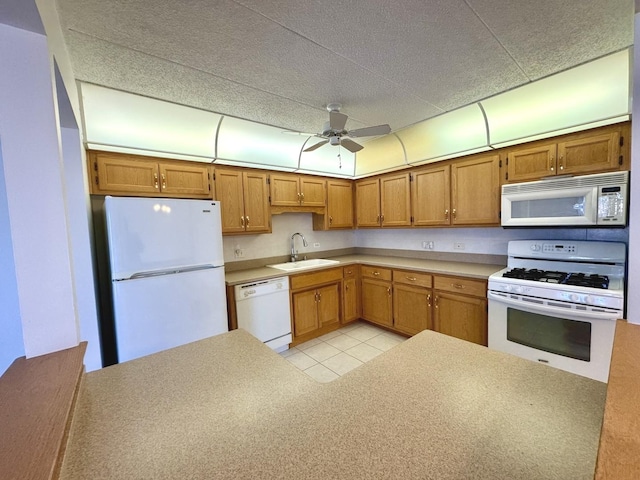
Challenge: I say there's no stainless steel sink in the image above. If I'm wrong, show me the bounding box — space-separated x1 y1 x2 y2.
266 259 340 271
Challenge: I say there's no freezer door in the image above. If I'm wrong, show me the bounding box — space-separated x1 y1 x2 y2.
105 196 223 280
112 266 228 363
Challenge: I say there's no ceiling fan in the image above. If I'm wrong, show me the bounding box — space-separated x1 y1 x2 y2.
302 103 391 153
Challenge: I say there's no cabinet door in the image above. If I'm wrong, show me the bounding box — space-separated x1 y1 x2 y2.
300 177 326 206
411 165 451 226
95 153 160 194
214 168 246 234
361 278 392 327
292 289 319 337
327 179 354 229
270 174 300 206
558 131 621 175
343 276 360 324
380 172 411 227
505 143 557 182
451 155 500 226
433 291 487 346
159 162 211 198
393 284 431 336
243 171 271 233
317 283 340 328
355 179 381 227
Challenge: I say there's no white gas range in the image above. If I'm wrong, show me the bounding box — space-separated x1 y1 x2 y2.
488 240 626 383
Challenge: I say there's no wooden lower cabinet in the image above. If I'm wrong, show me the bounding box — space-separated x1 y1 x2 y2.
342 266 360 324
361 278 393 327
433 291 487 346
393 284 432 336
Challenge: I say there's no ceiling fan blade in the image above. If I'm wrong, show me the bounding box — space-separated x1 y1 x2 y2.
340 138 364 153
329 111 348 131
347 124 391 137
303 139 329 152
282 130 318 136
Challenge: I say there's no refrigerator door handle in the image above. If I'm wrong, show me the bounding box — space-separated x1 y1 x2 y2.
128 265 216 280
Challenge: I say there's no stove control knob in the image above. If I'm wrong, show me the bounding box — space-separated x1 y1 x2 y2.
530 244 541 251
569 293 579 302
513 286 524 294
586 295 597 306
503 284 512 292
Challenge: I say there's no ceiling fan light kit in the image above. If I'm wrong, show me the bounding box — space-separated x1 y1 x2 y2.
302 103 391 154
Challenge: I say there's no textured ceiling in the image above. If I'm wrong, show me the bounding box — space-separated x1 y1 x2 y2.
55 0 633 136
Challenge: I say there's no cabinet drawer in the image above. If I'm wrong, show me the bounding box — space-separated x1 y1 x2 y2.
393 270 432 288
343 265 358 278
361 265 392 281
290 267 343 290
433 275 486 297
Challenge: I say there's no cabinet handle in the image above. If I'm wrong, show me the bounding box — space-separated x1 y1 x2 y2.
345 284 349 291
161 173 166 189
301 192 305 203
452 209 456 219
427 294 432 307
444 209 449 220
376 215 380 223
559 155 564 171
381 214 384 224
240 216 245 227
435 295 439 308
406 276 417 281
317 292 321 301
387 287 391 296
452 283 464 289
329 216 333 225
154 173 159 189
346 270 352 275
245 216 250 225
373 271 380 276
550 157 555 172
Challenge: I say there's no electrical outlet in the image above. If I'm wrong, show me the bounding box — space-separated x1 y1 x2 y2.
422 241 434 250
234 248 244 258
313 242 320 248
453 242 465 251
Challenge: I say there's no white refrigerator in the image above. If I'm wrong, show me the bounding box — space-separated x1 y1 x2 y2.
104 196 228 363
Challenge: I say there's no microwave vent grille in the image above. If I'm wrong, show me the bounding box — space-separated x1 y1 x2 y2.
502 171 629 194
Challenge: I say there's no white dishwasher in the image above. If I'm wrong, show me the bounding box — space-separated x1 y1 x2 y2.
234 276 292 352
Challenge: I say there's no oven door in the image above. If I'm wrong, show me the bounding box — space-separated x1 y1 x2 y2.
488 291 617 382
501 186 597 226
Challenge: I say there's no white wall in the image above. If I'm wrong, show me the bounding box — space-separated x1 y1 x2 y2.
0 140 24 375
355 227 629 257
0 23 79 358
625 12 640 325
223 213 355 263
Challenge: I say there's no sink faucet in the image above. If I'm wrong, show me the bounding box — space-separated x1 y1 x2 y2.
290 232 308 262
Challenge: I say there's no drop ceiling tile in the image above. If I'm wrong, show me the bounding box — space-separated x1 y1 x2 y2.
465 0 634 80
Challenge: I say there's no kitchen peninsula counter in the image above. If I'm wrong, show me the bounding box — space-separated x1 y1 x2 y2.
60 329 605 480
225 253 504 285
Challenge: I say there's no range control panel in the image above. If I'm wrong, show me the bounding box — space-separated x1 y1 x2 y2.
541 243 577 254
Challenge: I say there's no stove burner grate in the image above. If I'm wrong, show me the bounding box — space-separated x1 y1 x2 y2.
502 268 609 289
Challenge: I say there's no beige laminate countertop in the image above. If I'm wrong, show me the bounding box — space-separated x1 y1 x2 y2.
225 254 505 285
60 329 605 480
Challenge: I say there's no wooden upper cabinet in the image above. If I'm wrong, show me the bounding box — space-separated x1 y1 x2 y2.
411 165 451 226
505 143 557 182
89 150 212 199
380 172 411 227
242 171 271 233
326 179 354 229
355 178 382 227
94 153 160 194
558 131 621 175
270 173 326 206
451 154 500 226
215 167 270 234
159 163 211 197
504 124 626 183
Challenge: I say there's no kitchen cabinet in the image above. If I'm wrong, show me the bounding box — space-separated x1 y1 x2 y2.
290 268 342 344
411 164 451 226
361 266 393 327
392 270 432 336
355 173 411 227
270 173 326 207
433 275 487 346
450 154 500 226
504 125 626 183
88 150 212 199
214 167 271 234
313 179 354 230
342 266 360 324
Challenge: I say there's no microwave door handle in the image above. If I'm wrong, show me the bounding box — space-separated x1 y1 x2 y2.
487 291 619 321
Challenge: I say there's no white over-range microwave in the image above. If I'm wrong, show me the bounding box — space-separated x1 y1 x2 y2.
501 171 629 227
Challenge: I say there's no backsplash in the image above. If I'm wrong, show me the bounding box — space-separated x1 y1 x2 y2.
223 213 629 265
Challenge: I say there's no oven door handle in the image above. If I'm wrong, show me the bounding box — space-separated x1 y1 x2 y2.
487 291 621 321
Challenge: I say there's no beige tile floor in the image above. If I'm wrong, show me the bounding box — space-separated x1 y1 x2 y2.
279 321 407 383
